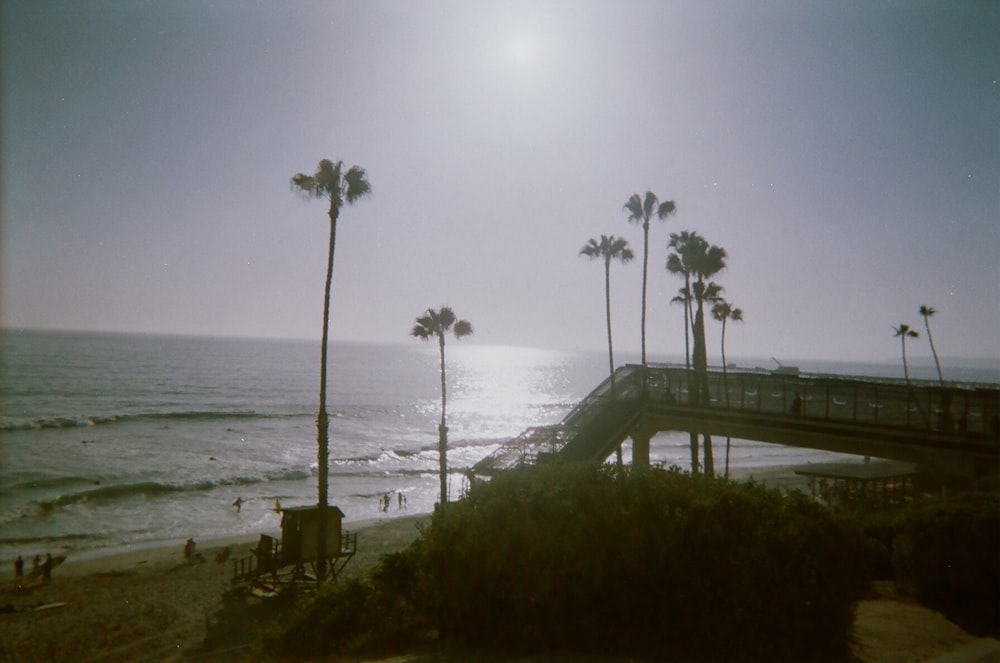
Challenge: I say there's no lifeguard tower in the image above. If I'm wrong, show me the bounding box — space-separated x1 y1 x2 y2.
231 505 357 593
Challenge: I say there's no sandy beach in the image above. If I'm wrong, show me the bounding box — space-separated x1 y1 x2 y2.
0 515 428 661
2 494 996 662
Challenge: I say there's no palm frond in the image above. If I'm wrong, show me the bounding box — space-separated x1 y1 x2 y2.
657 199 677 219
438 306 457 329
623 193 644 224
290 173 322 198
642 190 658 220
711 299 732 321
410 324 433 340
344 165 372 203
579 238 601 258
453 319 474 338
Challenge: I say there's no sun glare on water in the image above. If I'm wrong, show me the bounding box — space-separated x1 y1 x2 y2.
447 344 571 437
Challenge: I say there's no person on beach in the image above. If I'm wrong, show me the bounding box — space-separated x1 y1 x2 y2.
790 394 803 416
41 553 52 583
31 555 40 571
184 538 194 560
13 555 23 579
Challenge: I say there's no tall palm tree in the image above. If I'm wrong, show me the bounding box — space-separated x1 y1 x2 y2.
291 158 370 581
411 307 474 509
712 298 743 478
667 231 704 370
667 231 707 474
623 191 676 371
580 235 634 392
893 323 919 383
711 299 743 405
689 242 727 478
667 230 726 476
670 286 692 372
919 305 944 384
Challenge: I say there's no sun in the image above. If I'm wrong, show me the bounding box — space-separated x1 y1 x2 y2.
507 31 540 67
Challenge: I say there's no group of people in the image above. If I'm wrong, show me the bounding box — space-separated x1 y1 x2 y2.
11 553 56 585
379 490 406 513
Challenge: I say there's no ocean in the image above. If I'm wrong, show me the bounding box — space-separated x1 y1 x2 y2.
1 329 997 563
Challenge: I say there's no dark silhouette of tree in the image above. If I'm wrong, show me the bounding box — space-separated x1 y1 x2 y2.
411 307 474 509
712 298 743 478
670 286 692 372
291 158 371 581
580 235 634 392
624 192 676 371
667 231 726 475
919 305 944 384
893 323 920 384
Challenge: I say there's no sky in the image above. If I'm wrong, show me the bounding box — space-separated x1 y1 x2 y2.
1 0 998 364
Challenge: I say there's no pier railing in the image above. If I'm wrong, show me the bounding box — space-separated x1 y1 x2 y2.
470 364 1000 477
644 364 1000 437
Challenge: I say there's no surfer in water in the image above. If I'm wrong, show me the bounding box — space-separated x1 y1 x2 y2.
232 496 244 512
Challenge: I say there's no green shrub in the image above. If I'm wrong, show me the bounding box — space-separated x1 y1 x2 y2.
420 463 872 660
276 542 433 659
892 492 1000 637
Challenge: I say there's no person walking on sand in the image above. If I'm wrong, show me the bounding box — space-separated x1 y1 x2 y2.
13 555 23 579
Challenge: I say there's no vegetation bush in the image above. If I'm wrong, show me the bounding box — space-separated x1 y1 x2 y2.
275 543 433 658
273 463 876 660
420 463 872 661
892 492 1000 637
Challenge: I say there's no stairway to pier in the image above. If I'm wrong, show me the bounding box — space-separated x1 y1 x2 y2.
471 365 645 476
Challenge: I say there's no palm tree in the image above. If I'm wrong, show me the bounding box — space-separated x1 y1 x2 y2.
623 191 676 371
711 299 743 404
712 298 743 478
667 231 704 371
670 286 692 372
291 158 371 581
667 231 707 474
919 305 944 384
893 323 920 383
667 231 726 476
411 307 474 509
580 235 634 392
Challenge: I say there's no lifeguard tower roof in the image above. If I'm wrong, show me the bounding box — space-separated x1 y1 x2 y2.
280 504 346 517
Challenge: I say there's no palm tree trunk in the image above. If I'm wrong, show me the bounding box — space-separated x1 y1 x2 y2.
683 280 692 372
604 258 615 393
721 318 732 479
901 337 911 383
438 333 448 507
640 223 649 369
684 278 697 474
315 204 339 583
693 299 713 478
924 319 944 384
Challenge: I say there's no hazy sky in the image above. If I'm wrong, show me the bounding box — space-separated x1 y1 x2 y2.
2 0 997 363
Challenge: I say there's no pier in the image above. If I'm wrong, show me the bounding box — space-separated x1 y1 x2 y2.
471 365 1000 479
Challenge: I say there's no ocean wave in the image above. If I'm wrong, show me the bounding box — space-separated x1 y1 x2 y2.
0 410 306 432
23 467 313 512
